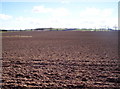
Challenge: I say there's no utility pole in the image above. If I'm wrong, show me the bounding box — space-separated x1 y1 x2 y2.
118 1 120 30
113 25 117 30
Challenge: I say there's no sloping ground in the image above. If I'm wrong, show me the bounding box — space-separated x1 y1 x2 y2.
2 31 120 89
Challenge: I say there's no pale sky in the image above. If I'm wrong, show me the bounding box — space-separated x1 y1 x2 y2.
0 0 119 30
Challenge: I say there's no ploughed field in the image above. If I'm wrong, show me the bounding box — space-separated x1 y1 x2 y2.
2 31 120 89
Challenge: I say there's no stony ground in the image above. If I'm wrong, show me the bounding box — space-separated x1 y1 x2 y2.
2 31 120 89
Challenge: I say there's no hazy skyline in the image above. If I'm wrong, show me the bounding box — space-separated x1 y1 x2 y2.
0 0 118 30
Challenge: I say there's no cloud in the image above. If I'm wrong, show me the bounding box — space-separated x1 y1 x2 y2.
1 15 117 30
32 6 53 13
0 14 12 20
0 7 117 30
1 0 119 2
79 8 113 17
32 5 70 17
61 0 71 4
78 8 116 28
60 0 119 3
52 7 69 16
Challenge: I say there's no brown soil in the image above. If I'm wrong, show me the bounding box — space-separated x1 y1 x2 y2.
2 31 120 89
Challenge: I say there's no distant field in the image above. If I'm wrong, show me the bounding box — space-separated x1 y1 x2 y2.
0 28 115 33
2 31 119 89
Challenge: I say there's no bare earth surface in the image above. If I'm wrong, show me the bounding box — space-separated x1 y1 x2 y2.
2 31 120 89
